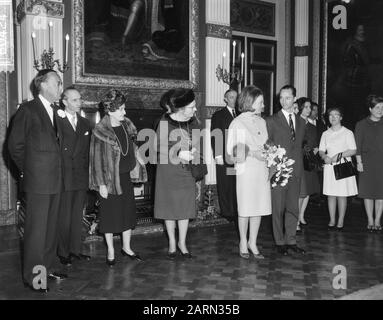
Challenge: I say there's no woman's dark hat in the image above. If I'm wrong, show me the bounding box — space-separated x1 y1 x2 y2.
171 89 195 109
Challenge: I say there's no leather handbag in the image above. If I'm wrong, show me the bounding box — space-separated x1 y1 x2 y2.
189 158 208 181
333 153 356 180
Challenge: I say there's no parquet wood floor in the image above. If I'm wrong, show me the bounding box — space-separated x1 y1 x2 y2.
1 201 382 300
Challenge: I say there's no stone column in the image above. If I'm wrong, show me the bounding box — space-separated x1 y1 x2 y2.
16 0 65 101
293 0 309 98
205 0 231 186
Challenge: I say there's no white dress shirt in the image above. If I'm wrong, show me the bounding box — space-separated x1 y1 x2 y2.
38 94 54 125
281 108 296 129
65 111 77 130
227 106 236 118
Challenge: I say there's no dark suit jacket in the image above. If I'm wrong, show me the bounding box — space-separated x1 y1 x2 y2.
266 111 307 178
58 114 91 191
211 107 235 166
8 97 63 194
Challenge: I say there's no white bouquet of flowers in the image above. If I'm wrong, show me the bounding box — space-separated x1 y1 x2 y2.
261 140 295 188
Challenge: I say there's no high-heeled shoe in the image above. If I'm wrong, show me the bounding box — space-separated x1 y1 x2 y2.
239 245 249 259
336 225 344 231
121 249 143 262
106 258 116 267
247 246 265 260
367 225 374 232
167 251 177 260
177 248 192 259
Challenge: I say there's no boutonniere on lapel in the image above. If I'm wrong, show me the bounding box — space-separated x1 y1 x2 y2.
57 109 66 118
84 131 89 136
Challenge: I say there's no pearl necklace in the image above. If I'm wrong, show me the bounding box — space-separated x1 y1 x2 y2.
114 124 129 157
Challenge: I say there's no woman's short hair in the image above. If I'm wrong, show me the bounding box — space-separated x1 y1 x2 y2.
237 85 263 113
169 88 195 113
366 94 383 110
296 97 312 115
327 106 344 118
101 89 126 113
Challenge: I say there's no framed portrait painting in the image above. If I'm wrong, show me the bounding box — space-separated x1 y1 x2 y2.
322 0 383 129
72 0 199 89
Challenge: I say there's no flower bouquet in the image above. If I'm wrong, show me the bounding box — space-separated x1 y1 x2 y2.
262 141 295 188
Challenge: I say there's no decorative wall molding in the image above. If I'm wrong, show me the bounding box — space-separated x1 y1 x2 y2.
231 0 275 36
294 45 309 57
17 0 64 24
206 24 232 39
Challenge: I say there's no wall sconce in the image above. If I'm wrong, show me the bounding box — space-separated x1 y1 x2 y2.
31 21 70 73
216 41 245 87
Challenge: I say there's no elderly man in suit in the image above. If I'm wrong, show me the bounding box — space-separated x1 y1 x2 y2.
211 89 238 222
8 69 67 293
57 87 92 266
266 85 307 256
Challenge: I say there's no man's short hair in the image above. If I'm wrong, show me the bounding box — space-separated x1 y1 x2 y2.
224 89 237 100
33 69 57 95
61 86 78 101
279 84 296 97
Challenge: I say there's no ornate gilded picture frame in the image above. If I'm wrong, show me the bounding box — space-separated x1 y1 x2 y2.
72 0 199 89
322 0 383 126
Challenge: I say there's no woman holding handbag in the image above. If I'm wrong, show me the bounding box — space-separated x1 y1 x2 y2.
355 95 383 232
89 89 147 266
154 88 202 259
319 107 358 230
296 97 320 230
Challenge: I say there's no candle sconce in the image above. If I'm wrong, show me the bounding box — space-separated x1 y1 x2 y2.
31 25 70 74
215 64 243 87
33 47 69 73
216 42 244 89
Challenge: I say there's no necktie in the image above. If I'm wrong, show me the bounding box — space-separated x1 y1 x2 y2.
232 109 236 118
70 114 77 131
289 114 295 141
50 104 58 134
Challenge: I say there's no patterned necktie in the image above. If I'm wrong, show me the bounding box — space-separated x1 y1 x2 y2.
70 114 77 131
289 114 295 141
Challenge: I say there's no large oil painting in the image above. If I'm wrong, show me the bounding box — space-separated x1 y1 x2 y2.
73 0 199 89
323 0 383 130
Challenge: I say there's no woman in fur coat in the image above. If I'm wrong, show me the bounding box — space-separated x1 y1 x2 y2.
89 89 146 266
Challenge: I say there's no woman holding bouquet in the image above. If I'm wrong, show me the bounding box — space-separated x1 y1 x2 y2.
319 107 357 230
227 85 271 259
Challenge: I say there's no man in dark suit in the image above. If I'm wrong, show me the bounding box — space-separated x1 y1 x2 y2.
57 87 91 266
8 69 67 292
266 85 307 256
211 89 238 221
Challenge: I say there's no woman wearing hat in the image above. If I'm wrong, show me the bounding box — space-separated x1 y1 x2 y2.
89 89 145 266
154 88 200 259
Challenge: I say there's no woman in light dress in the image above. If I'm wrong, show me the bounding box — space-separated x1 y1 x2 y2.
227 85 271 259
319 107 358 230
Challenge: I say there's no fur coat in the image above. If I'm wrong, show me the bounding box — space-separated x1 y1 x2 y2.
89 115 147 195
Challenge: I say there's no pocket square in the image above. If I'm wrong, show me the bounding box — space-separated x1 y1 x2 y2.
84 131 89 136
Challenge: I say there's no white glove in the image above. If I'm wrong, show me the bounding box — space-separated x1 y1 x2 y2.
179 150 195 161
99 185 108 199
